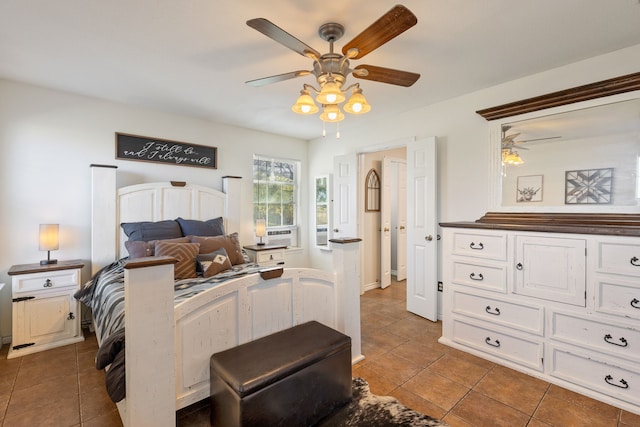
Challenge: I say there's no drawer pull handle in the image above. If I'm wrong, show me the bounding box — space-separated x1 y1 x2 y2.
631 298 640 309
604 375 629 389
604 334 628 347
484 337 500 348
516 263 523 270
631 256 640 267
67 312 75 320
470 242 484 250
485 306 501 315
43 279 53 288
469 273 484 281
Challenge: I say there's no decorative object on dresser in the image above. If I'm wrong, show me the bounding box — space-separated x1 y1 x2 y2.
38 223 59 265
7 259 84 359
439 212 640 416
243 244 287 267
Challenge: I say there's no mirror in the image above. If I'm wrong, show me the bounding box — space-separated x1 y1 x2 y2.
315 175 331 247
491 95 640 212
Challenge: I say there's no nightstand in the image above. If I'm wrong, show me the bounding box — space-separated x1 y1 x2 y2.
243 245 287 267
7 260 85 359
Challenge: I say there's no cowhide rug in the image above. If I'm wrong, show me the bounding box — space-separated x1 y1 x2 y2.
176 377 447 426
315 377 447 427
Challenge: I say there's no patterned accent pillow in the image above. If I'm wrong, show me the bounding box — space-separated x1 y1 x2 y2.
189 232 244 265
196 248 233 277
154 241 200 280
125 237 189 258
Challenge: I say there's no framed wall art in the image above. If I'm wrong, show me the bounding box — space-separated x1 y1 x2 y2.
516 175 543 203
116 133 217 169
565 168 613 204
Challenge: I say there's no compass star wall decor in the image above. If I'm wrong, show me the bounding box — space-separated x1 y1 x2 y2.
565 168 613 204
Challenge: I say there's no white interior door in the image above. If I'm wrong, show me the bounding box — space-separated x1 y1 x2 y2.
396 161 407 281
380 157 392 288
332 154 358 239
406 137 438 321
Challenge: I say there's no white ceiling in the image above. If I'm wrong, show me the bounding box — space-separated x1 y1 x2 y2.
1 0 640 141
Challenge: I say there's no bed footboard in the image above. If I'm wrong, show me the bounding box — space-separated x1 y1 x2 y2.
121 241 362 427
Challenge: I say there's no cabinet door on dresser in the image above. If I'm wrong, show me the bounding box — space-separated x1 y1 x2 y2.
13 290 79 349
514 235 586 306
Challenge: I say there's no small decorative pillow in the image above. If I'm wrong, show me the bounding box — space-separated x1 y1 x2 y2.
154 241 200 280
176 217 225 237
189 232 244 265
121 220 182 242
125 237 189 258
196 248 233 277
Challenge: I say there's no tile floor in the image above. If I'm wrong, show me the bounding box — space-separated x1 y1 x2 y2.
1 279 639 426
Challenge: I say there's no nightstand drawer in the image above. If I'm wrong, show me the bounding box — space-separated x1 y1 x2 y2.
256 250 285 264
13 269 80 293
597 240 640 277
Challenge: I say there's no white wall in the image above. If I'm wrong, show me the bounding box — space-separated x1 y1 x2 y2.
307 43 640 281
0 80 308 340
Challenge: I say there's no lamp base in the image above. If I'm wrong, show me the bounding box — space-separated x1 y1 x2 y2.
40 259 58 265
256 242 266 246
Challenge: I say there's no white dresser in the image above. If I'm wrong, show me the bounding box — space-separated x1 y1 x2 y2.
440 213 640 415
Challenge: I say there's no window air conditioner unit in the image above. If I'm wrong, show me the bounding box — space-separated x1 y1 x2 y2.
267 228 298 247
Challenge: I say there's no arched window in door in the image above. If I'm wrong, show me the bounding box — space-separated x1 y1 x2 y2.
365 169 380 212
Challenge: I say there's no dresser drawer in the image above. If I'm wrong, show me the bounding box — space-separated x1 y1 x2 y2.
550 311 640 364
451 318 543 371
595 276 640 320
451 231 507 261
452 290 543 335
596 240 640 277
13 269 80 294
548 345 640 407
452 260 507 293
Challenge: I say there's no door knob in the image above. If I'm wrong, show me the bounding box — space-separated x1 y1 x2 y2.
333 228 339 233
425 235 433 241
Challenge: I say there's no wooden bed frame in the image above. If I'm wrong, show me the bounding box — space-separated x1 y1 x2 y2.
89 165 363 427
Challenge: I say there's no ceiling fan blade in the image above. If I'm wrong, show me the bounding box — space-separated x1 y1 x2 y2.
342 5 417 60
247 18 321 60
353 65 420 87
246 70 311 87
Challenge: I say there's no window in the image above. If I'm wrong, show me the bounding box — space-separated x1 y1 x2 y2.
253 156 300 245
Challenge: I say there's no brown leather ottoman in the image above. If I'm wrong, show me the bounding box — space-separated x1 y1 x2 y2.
210 321 352 426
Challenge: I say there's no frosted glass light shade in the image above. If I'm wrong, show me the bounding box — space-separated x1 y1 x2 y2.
319 104 345 122
292 89 319 114
316 80 345 105
343 88 371 114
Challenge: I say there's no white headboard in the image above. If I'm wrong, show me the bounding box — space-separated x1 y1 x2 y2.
90 165 242 274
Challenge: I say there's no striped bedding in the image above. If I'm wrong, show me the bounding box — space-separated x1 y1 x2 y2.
75 258 262 343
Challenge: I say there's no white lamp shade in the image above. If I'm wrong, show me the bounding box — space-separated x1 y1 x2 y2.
39 224 59 251
255 219 266 238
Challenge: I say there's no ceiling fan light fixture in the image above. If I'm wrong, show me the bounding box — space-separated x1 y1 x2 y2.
343 87 371 114
292 89 319 114
316 79 346 105
503 150 524 165
319 104 344 122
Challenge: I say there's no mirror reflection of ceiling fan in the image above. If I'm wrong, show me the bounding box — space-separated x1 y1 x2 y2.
245 5 420 126
501 125 561 151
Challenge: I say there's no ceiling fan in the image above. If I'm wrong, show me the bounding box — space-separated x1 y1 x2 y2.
245 5 420 125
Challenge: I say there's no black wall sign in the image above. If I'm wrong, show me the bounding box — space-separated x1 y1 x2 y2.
115 133 217 169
